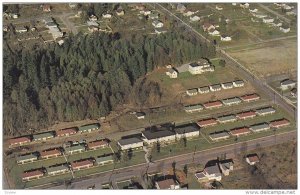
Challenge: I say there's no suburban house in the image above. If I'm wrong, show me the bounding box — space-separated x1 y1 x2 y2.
209 84 222 92
155 178 180 189
22 170 44 181
135 112 146 119
183 11 195 17
142 10 152 16
89 14 98 21
184 104 204 113
263 17 274 23
102 13 112 19
202 23 215 32
250 123 270 133
9 136 31 147
249 8 258 13
256 107 276 116
87 21 99 27
15 26 28 33
16 153 39 164
40 148 62 159
217 114 237 123
190 15 200 22
246 154 260 165
219 159 234 176
221 82 234 89
69 3 77 9
174 123 200 139
142 128 176 145
166 68 178 78
280 79 296 90
116 7 125 16
188 59 212 74
47 164 70 176
95 155 114 166
216 5 223 10
269 119 290 128
198 86 210 94
230 127 251 137
209 131 230 141
222 97 242 106
195 163 222 182
220 35 232 41
240 94 260 102
148 13 159 19
152 20 164 28
236 111 257 120
240 3 250 9
42 4 51 12
64 144 86 155
32 131 55 142
291 88 297 98
117 137 144 150
78 123 100 134
177 3 186 13
280 27 290 33
233 80 245 87
87 139 109 150
203 101 223 109
186 88 198 96
56 128 78 137
208 28 220 36
197 118 218 128
71 159 94 171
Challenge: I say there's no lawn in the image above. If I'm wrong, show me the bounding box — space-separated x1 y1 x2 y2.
67 147 113 162
24 173 73 189
19 156 66 171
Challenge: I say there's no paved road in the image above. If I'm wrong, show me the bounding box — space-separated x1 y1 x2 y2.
258 4 291 23
34 130 296 189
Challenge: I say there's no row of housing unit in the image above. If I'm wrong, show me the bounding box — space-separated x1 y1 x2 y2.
184 93 260 113
186 80 245 96
8 123 100 148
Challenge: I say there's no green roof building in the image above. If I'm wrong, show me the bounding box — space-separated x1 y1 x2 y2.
78 123 100 133
95 155 114 165
32 131 55 141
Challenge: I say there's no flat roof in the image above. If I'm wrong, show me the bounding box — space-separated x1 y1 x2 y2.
209 131 230 139
33 132 54 140
65 144 85 152
184 104 203 110
217 114 237 121
118 137 143 146
142 129 175 140
250 123 270 131
256 107 276 114
17 153 38 161
78 123 100 132
222 97 241 104
95 155 114 163
47 164 69 173
174 123 200 134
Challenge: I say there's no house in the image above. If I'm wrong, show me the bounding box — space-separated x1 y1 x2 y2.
291 88 297 98
286 11 296 16
142 10 152 16
256 107 276 116
47 164 70 176
142 128 176 145
135 4 146 11
217 114 237 123
216 5 223 11
102 13 112 19
250 123 270 133
174 123 200 139
240 3 250 9
253 12 267 18
32 132 55 142
197 118 218 128
89 14 98 21
203 101 223 109
198 86 210 94
246 154 259 165
64 144 86 155
155 178 180 189
15 26 28 33
78 123 100 134
188 59 211 74
280 27 290 33
22 170 44 181
40 148 62 159
116 8 125 16
240 94 260 102
220 35 232 41
186 89 198 96
236 111 256 120
209 84 222 92
280 79 296 90
230 127 251 137
42 4 51 12
209 131 230 141
202 23 215 32
233 80 244 87
263 17 274 23
184 104 203 113
183 11 195 17
249 8 258 13
87 20 99 26
177 3 186 13
221 82 234 89
71 159 94 171
87 139 109 150
95 155 114 166
9 136 31 147
166 68 178 78
9 13 19 19
190 15 200 22
208 29 220 36
232 3 237 6
135 112 146 119
222 97 242 106
16 153 39 164
219 159 234 176
269 119 290 128
56 128 77 137
88 25 99 33
148 12 159 19
118 137 144 150
69 3 77 9
283 4 293 10
195 163 222 182
152 20 163 28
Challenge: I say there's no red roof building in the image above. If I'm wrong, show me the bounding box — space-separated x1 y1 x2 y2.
42 4 51 12
9 137 31 146
240 94 260 102
230 127 251 136
40 148 62 159
246 154 260 165
56 128 77 137
71 159 94 171
236 111 256 120
270 119 290 128
197 118 218 127
203 101 223 109
87 140 109 150
22 170 44 181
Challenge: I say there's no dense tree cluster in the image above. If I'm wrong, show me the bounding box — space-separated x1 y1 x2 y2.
3 31 216 136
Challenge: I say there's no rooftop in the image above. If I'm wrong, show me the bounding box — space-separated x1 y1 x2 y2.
174 123 200 134
142 129 175 140
217 114 237 122
32 132 54 140
95 155 114 163
184 104 203 111
250 123 270 131
118 137 143 146
65 144 85 152
256 107 276 114
47 164 69 173
17 153 38 162
280 79 296 86
156 179 177 189
209 131 230 139
78 123 100 132
205 163 221 175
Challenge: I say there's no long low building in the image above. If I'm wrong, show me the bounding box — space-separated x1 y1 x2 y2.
118 137 144 150
71 159 94 171
47 164 70 176
32 131 55 142
203 101 223 109
142 128 176 145
217 115 237 123
22 170 44 181
17 153 39 164
184 104 203 113
95 155 114 166
78 123 100 134
40 148 62 159
186 88 198 96
209 131 230 141
236 111 256 120
197 118 217 128
240 94 260 102
56 128 78 137
221 97 242 106
87 139 109 150
250 123 270 132
65 144 86 155
174 123 200 139
256 107 276 116
230 127 251 136
269 119 290 128
9 136 31 147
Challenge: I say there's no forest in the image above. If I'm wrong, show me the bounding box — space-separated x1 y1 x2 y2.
3 31 216 136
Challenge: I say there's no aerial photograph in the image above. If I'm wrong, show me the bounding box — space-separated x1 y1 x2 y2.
2 1 298 192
